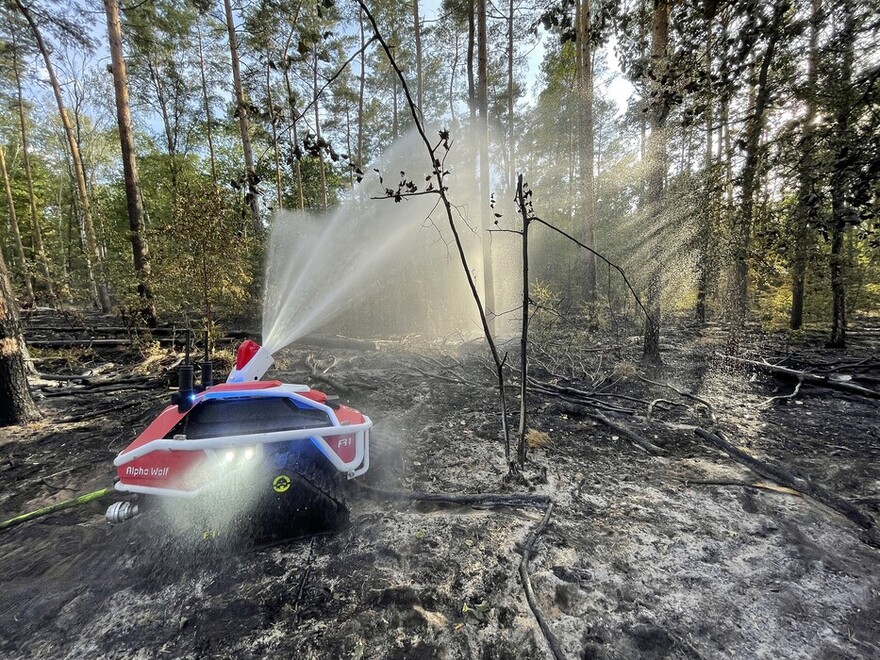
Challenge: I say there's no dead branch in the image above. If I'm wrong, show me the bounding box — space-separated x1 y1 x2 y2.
28 339 137 348
528 383 639 415
589 412 666 456
637 374 717 423
353 482 551 509
720 354 880 400
35 370 94 381
759 379 804 407
646 398 684 422
674 476 803 497
518 503 567 660
305 355 349 394
0 463 98 506
42 382 164 397
694 428 878 545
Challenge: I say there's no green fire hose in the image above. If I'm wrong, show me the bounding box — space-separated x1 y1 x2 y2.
0 487 114 531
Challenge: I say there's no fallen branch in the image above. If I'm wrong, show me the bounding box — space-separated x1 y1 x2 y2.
28 339 133 348
528 382 638 416
674 477 803 497
353 482 551 509
519 503 567 660
588 412 666 456
304 356 349 394
35 370 94 381
720 354 880 400
637 374 717 422
646 398 684 422
694 428 877 543
42 382 165 397
759 379 804 407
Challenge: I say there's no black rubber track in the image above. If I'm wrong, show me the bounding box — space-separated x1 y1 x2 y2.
251 448 350 543
132 446 349 558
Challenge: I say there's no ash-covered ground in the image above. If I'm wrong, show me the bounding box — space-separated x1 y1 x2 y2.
1 322 878 659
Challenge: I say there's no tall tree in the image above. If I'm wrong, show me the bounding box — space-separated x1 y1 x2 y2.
13 0 111 311
195 14 218 184
642 0 669 365
695 0 718 324
0 145 35 306
412 0 423 113
0 243 40 425
9 16 54 304
223 0 261 229
826 0 857 348
476 0 495 329
789 0 821 331
577 0 596 302
727 0 787 349
104 0 156 326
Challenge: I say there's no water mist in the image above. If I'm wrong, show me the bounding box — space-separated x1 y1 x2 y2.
261 126 519 355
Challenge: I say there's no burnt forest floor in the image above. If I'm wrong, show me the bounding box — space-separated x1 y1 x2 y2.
1 311 879 660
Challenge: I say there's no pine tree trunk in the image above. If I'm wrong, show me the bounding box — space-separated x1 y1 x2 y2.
477 0 495 333
313 46 328 209
266 57 283 209
507 0 515 194
197 16 218 184
0 146 35 307
279 44 306 211
828 8 856 349
147 57 179 196
15 0 111 312
577 0 596 303
642 0 669 366
0 246 40 426
727 2 785 351
11 21 54 305
467 0 476 121
790 0 821 331
696 3 716 324
413 0 423 113
223 0 261 229
358 9 366 168
105 0 156 327
828 186 847 348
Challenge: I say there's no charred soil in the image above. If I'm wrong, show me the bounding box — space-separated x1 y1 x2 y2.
1 316 879 659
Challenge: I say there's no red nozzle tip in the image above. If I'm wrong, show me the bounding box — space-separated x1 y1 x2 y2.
235 339 261 370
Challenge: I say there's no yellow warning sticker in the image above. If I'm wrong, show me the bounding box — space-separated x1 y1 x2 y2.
273 474 292 493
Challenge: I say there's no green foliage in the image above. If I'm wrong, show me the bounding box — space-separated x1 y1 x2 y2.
0 0 876 340
149 173 261 327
